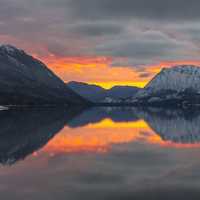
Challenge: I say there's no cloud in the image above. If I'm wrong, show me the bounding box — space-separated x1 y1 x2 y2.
68 0 200 21
1 0 200 68
68 22 124 37
0 0 27 21
95 30 199 65
139 73 151 78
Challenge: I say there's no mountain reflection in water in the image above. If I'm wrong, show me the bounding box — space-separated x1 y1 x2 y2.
0 107 84 165
44 107 200 154
0 107 200 165
1 107 200 200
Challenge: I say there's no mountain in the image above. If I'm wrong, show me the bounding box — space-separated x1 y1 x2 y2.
67 81 105 102
0 44 87 105
107 86 139 100
67 81 140 103
130 65 200 106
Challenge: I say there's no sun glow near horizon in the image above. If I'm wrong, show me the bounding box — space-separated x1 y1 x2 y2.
33 53 200 89
88 81 147 89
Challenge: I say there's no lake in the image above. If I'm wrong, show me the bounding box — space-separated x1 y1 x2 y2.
0 107 200 199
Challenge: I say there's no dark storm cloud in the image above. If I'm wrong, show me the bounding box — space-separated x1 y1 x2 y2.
1 0 200 66
68 23 124 37
0 0 27 21
47 42 74 57
95 30 199 65
68 0 200 21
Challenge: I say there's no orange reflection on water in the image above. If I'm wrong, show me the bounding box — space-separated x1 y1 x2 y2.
42 119 166 154
42 119 150 153
41 117 200 155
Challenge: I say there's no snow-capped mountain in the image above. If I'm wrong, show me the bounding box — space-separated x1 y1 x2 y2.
0 44 87 105
67 81 140 103
130 65 200 106
145 65 200 92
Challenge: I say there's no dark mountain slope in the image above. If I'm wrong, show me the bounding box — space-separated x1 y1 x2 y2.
67 81 140 102
0 44 87 105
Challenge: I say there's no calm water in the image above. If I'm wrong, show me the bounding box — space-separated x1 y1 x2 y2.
0 107 200 199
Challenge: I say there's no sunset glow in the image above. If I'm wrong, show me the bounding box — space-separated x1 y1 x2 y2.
1 34 200 88
89 81 146 89
3 0 200 198
34 53 200 88
41 118 200 155
42 119 153 154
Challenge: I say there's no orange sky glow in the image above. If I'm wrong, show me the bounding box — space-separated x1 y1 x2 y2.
39 54 200 89
1 34 200 89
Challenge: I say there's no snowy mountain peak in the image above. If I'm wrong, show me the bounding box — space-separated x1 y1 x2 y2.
160 65 200 76
128 65 200 106
145 65 200 92
0 44 24 54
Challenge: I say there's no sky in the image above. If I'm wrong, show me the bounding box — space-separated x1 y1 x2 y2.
2 0 200 88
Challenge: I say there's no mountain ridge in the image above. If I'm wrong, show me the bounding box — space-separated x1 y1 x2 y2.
0 44 88 106
130 65 200 106
67 81 140 102
0 44 199 107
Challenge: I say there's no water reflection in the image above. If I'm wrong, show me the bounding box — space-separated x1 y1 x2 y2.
68 107 139 127
44 107 200 155
0 107 84 165
0 107 200 164
139 107 200 144
0 107 200 199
